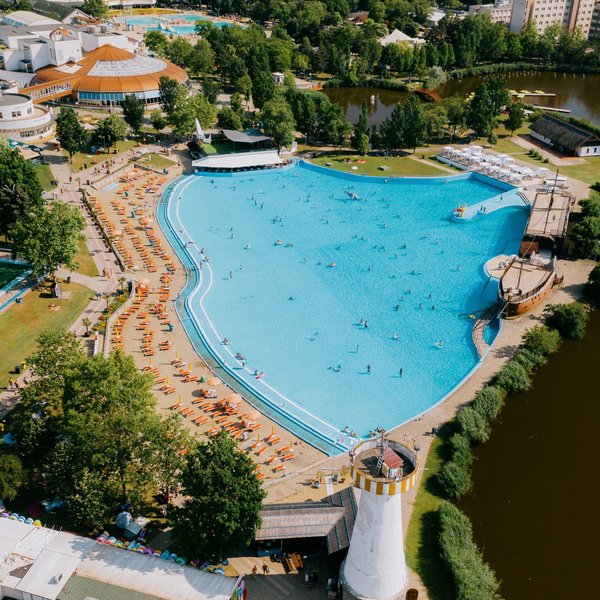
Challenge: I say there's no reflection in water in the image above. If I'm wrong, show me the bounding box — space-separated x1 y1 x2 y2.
323 87 408 126
458 311 600 600
438 72 600 125
324 73 600 127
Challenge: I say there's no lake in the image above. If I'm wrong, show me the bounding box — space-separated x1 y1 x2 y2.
323 72 600 126
457 310 600 599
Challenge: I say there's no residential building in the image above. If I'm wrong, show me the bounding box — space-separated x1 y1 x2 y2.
509 0 597 37
588 0 600 39
530 113 600 156
469 0 513 24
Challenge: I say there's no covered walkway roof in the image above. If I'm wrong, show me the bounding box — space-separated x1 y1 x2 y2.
221 129 271 144
192 149 285 171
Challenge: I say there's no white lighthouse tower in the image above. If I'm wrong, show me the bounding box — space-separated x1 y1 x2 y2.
341 435 418 600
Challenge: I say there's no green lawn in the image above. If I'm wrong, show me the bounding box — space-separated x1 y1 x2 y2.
560 158 600 186
309 151 450 177
35 163 56 191
142 153 177 170
0 282 92 388
74 238 99 277
65 140 138 173
405 427 455 599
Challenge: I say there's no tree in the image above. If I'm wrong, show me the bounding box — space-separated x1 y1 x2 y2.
250 51 276 110
190 39 215 76
217 106 243 130
172 432 265 562
468 86 495 139
521 325 561 355
56 106 88 162
439 459 471 499
144 30 169 56
81 0 107 19
261 97 296 149
168 90 217 138
544 302 589 340
402 93 428 152
150 110 167 135
10 202 85 277
167 38 195 68
82 317 92 336
505 101 525 136
424 66 447 90
352 101 370 155
0 145 43 237
159 76 181 116
444 97 467 142
91 115 127 151
0 454 25 501
122 94 145 135
586 262 600 301
471 386 505 422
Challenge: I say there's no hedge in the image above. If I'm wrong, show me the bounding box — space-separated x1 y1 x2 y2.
544 302 590 340
495 360 531 394
438 502 502 600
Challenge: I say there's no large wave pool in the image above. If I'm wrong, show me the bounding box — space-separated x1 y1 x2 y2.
117 13 232 33
161 162 528 453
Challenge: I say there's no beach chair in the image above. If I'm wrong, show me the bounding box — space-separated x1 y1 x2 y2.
256 473 266 481
273 464 285 473
193 416 208 426
164 387 177 395
256 446 267 456
281 453 295 462
269 436 282 446
169 401 182 410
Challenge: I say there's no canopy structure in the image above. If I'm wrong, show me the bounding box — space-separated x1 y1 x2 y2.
192 149 286 172
195 118 211 144
221 129 271 145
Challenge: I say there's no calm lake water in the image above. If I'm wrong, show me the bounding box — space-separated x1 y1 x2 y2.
457 310 600 599
324 72 600 126
438 71 600 125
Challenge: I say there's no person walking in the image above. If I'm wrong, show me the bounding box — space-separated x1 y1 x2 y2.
252 564 257 578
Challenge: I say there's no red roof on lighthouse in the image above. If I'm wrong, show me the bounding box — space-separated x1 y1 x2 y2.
383 448 403 470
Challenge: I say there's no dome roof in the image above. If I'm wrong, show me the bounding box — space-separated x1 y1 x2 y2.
33 45 189 95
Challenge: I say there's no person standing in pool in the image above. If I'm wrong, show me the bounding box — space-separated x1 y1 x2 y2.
367 364 371 374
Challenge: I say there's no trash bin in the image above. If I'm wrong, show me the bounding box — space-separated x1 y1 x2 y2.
15 365 21 374
66 276 71 284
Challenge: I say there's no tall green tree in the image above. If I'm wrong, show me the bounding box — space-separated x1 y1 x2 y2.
121 94 145 135
505 101 525 136
261 97 296 149
10 202 85 277
56 106 88 162
92 115 127 151
144 30 169 56
190 39 215 76
468 86 495 139
172 432 266 562
250 51 276 109
0 144 43 236
81 0 107 19
159 76 181 116
352 101 370 155
150 110 167 135
0 454 25 502
402 93 428 151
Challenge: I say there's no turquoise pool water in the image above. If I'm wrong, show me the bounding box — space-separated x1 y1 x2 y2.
162 163 528 452
118 13 231 32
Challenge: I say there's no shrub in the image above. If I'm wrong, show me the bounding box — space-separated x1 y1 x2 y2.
580 193 600 218
544 302 590 340
449 433 473 468
496 360 531 394
439 459 472 499
586 263 600 301
521 325 561 355
513 348 547 372
437 502 502 600
457 406 490 443
472 385 506 422
571 216 600 259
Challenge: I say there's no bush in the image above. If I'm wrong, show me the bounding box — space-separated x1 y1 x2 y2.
457 406 490 444
495 360 531 394
439 459 472 499
586 263 600 301
544 302 590 340
450 433 473 468
521 325 561 355
513 348 547 372
437 502 502 600
472 386 506 422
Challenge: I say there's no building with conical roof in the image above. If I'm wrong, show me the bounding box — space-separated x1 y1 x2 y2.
24 44 190 106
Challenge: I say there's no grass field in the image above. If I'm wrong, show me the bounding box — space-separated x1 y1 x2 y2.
34 163 56 191
405 426 455 599
143 153 177 170
74 238 99 277
309 151 451 177
65 140 138 173
0 282 92 388
559 158 600 186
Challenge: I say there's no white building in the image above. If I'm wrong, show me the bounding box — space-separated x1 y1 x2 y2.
379 28 426 46
469 0 513 23
105 0 158 8
0 91 53 141
0 11 136 75
0 517 243 600
509 0 597 36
